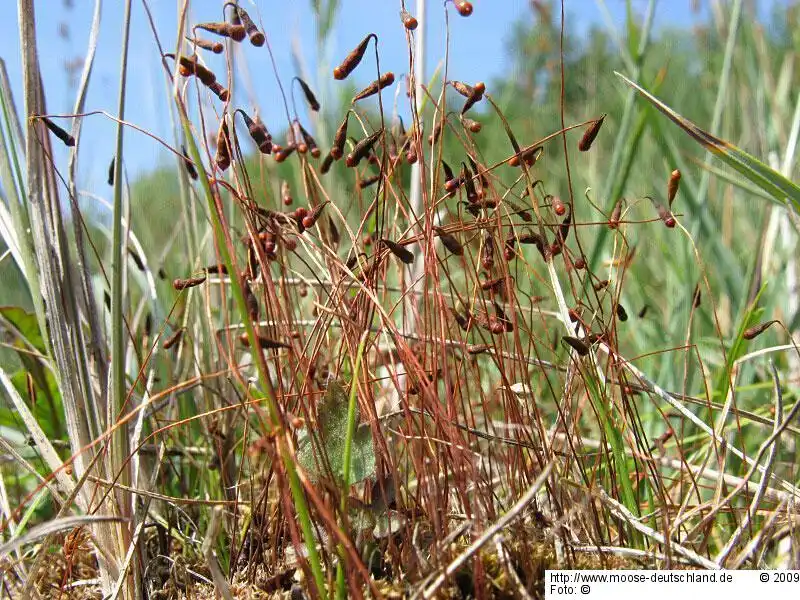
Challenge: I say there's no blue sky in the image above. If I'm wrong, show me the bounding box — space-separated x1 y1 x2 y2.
0 1 782 193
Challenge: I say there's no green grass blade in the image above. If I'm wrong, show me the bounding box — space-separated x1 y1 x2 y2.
616 71 800 210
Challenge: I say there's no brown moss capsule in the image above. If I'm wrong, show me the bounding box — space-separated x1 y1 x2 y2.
215 118 231 171
462 118 482 133
467 344 490 355
481 276 505 292
574 257 586 270
208 81 229 102
493 302 513 332
281 180 292 206
450 80 476 98
638 305 648 318
296 121 320 157
578 114 605 152
239 333 290 350
41 116 75 147
455 1 473 16
743 320 779 340
609 197 624 229
185 36 224 54
428 121 444 145
442 160 460 193
243 280 259 321
295 77 320 112
173 275 207 290
381 238 414 264
302 201 329 229
359 173 381 189
406 148 418 164
616 302 628 322
333 33 373 80
162 328 184 350
552 196 566 216
400 9 418 30
508 145 543 167
450 306 470 331
346 129 383 167
481 231 495 272
352 72 395 102
461 85 485 115
320 152 334 174
180 145 198 180
692 284 702 308
363 234 373 246
462 162 479 204
195 22 247 42
232 5 265 46
593 279 609 292
107 157 115 186
291 120 308 154
434 226 463 255
667 169 681 207
650 198 676 228
488 319 506 335
274 144 296 162
503 246 515 261
562 336 590 356
204 264 228 275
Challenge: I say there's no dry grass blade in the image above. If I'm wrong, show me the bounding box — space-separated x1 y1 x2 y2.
0 515 126 558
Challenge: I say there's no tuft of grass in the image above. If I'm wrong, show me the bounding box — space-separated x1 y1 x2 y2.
1 1 799 598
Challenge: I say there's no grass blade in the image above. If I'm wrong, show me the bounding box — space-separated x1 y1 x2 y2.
616 71 800 210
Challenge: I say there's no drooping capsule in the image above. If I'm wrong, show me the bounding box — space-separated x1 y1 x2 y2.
480 231 495 272
462 117 482 133
552 196 566 216
215 118 232 171
180 145 198 180
173 276 207 290
295 77 321 112
650 197 676 228
301 202 329 229
333 34 373 80
460 82 486 115
185 36 224 54
41 116 75 147
743 320 779 340
243 280 259 321
194 22 247 42
162 328 185 350
345 129 383 168
561 336 590 356
358 173 381 189
578 115 605 152
352 72 395 102
381 238 414 264
232 5 265 46
608 197 624 229
400 9 418 30
667 169 681 207
455 1 474 17
508 145 543 168
434 226 463 255
616 302 628 322
330 112 350 160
